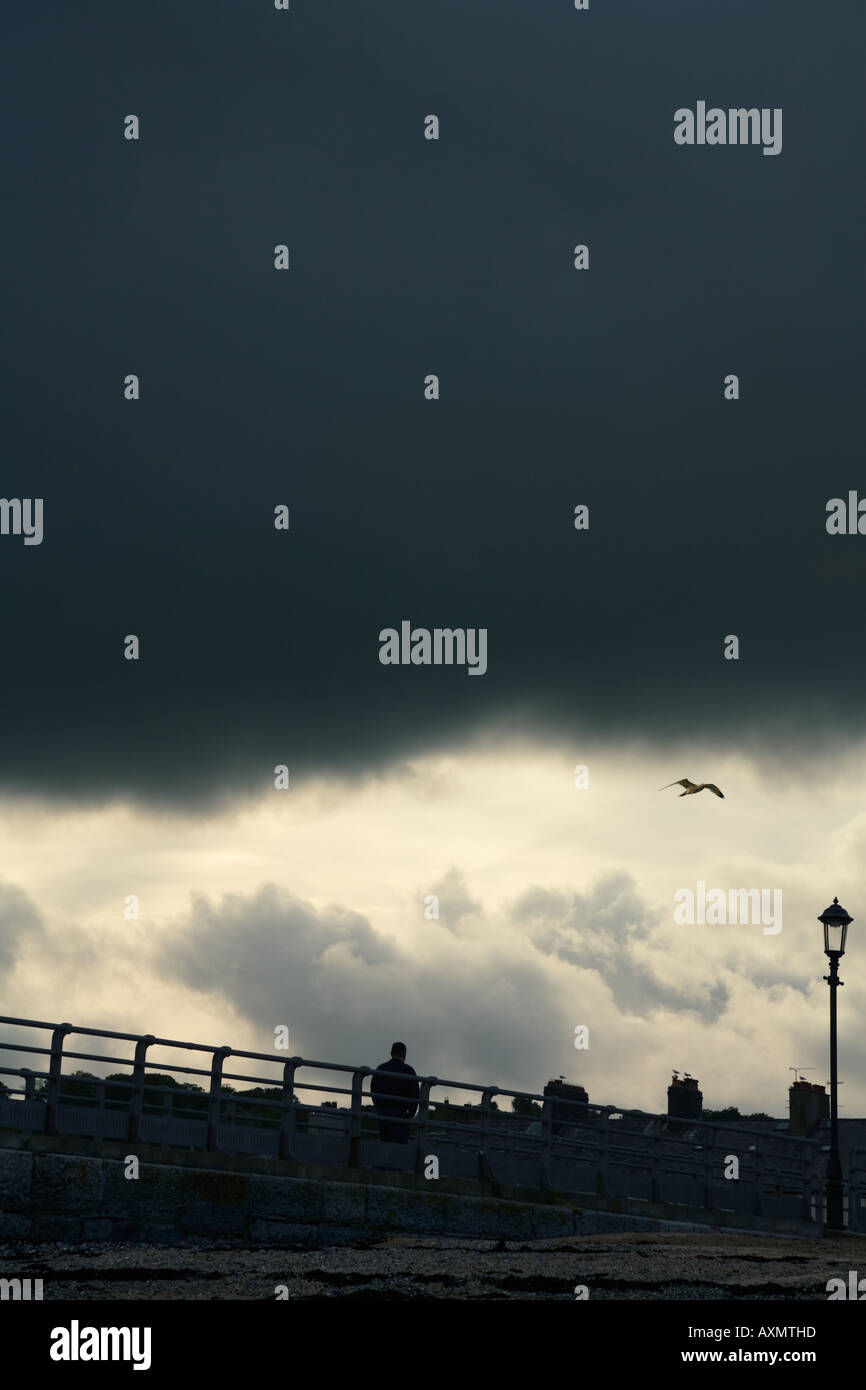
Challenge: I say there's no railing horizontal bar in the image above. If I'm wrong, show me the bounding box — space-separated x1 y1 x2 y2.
55 1051 143 1068
0 1016 147 1040
222 1047 303 1064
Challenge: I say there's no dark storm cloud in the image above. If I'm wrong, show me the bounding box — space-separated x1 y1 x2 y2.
3 1 863 807
512 873 729 1022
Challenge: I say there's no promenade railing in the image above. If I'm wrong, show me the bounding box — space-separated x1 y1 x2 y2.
0 1015 825 1226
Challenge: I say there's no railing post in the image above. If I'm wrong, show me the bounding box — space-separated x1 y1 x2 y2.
207 1046 232 1153
348 1067 370 1168
596 1109 610 1198
803 1147 814 1224
703 1127 716 1211
128 1035 155 1144
45 1023 73 1137
649 1127 662 1203
810 1146 825 1227
478 1087 497 1152
477 1087 500 1190
539 1095 554 1190
413 1076 436 1175
20 1068 36 1102
752 1139 766 1216
847 1151 865 1232
278 1057 301 1161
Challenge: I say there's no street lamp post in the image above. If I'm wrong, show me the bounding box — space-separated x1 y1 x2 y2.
818 896 852 1233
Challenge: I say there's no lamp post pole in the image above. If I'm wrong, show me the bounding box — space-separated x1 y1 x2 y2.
825 950 844 1231
818 896 852 1234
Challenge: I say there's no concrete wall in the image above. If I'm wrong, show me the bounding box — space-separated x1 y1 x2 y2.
0 1145 596 1245
0 1134 815 1243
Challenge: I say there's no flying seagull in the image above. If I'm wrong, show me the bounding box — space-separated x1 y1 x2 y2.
659 778 724 799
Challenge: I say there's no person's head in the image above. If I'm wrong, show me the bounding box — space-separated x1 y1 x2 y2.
390 1041 407 1060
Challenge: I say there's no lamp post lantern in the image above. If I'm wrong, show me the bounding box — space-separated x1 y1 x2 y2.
818 896 852 1232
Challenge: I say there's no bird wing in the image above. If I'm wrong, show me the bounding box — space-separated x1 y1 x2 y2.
659 779 694 790
703 784 724 798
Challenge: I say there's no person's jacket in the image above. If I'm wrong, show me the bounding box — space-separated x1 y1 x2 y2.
370 1058 420 1115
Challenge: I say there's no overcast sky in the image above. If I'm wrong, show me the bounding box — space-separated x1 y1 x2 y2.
2 2 864 1118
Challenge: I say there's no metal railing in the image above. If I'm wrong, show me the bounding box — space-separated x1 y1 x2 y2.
0 1015 826 1227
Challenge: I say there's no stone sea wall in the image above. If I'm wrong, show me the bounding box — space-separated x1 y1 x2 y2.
0 1147 587 1244
0 1138 725 1245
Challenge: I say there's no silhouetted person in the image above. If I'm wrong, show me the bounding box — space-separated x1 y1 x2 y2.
370 1041 420 1144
